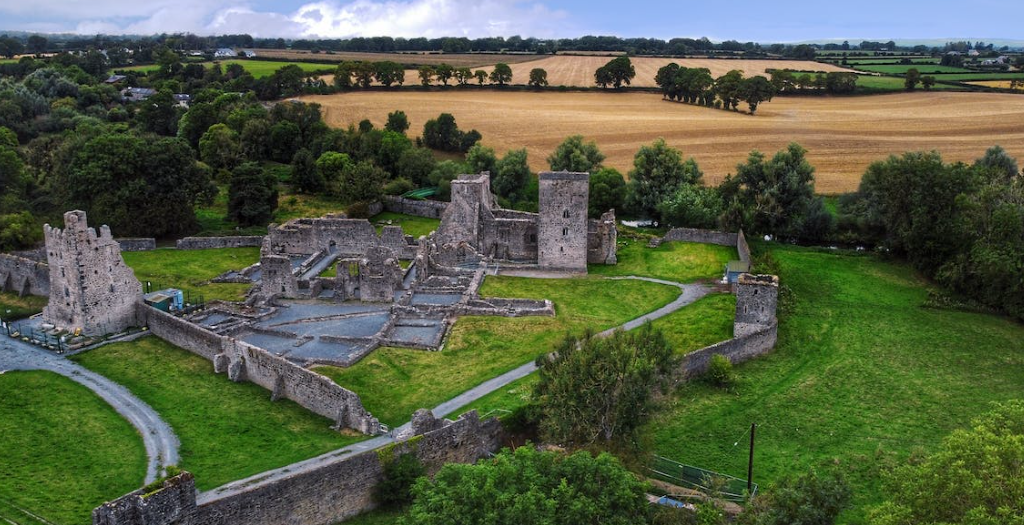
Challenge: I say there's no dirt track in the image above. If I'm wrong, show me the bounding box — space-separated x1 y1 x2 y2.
304 90 1024 194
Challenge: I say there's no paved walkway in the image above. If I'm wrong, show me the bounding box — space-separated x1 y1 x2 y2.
0 336 179 484
199 275 713 502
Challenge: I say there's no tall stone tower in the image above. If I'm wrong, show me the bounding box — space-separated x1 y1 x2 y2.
43 211 142 335
537 171 589 271
734 273 779 336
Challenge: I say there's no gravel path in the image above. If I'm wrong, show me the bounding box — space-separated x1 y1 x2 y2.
0 336 179 484
199 275 714 502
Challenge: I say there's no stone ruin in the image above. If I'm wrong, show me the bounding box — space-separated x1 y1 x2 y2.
433 171 616 271
42 210 141 336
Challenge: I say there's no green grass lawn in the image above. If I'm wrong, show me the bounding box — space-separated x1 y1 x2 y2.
590 240 736 283
370 211 441 239
275 192 348 222
0 292 48 320
0 370 146 525
317 276 680 426
927 71 1024 81
118 59 335 79
73 337 366 491
335 508 405 525
853 64 971 74
649 245 1024 523
123 247 259 302
649 293 736 355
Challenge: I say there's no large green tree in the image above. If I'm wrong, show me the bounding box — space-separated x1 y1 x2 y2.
228 162 278 226
535 325 674 449
489 63 513 86
407 446 650 525
596 56 635 88
625 138 702 220
547 135 605 173
589 167 626 218
492 149 532 203
870 400 1024 525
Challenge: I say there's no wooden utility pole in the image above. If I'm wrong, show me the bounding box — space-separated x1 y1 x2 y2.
747 422 756 493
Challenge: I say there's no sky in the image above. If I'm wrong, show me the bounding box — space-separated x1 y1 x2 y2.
1 0 1021 43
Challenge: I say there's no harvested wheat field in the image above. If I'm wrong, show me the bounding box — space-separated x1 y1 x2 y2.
966 80 1024 90
474 55 854 88
305 90 1024 193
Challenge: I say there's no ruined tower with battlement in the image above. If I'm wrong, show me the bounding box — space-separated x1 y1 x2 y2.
537 171 590 271
734 273 779 336
43 211 142 335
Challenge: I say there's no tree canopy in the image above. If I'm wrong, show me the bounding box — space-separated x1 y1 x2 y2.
625 138 702 220
547 135 605 173
406 446 651 525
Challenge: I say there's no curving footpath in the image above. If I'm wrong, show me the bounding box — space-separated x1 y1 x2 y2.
0 336 179 484
201 275 713 502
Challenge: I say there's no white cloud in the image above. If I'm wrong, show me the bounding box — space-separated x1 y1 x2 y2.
8 0 573 39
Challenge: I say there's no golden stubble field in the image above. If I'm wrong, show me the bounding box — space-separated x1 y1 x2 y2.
303 90 1024 194
474 55 854 88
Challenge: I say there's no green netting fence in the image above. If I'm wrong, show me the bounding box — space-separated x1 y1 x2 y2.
646 455 756 503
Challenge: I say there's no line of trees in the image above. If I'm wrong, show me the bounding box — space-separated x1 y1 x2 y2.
655 64 778 113
767 70 859 95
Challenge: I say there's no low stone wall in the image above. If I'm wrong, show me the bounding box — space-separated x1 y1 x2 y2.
116 238 157 252
678 322 778 378
0 253 50 297
176 236 265 250
661 228 751 264
142 305 379 434
94 412 503 525
382 196 448 219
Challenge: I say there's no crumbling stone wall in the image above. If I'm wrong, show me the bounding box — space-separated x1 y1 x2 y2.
176 236 265 250
0 253 49 297
382 196 448 218
660 227 751 264
142 305 379 434
93 412 502 525
43 211 142 335
93 472 197 525
588 210 617 265
116 238 157 252
734 273 777 333
357 246 403 303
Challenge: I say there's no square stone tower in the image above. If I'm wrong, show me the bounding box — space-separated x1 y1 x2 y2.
734 273 779 336
43 210 142 335
538 171 589 271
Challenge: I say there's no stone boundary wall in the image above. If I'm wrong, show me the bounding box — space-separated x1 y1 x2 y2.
382 196 448 219
94 412 503 525
661 228 751 264
175 236 265 250
0 253 50 297
142 305 379 434
116 238 157 252
678 322 778 378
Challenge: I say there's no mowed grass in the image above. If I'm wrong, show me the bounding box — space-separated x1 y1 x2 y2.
306 90 1024 194
650 245 1024 522
0 291 48 320
73 337 365 491
590 240 736 283
855 75 960 91
853 64 972 74
317 276 679 426
371 211 440 238
0 370 146 525
649 293 735 355
123 247 259 302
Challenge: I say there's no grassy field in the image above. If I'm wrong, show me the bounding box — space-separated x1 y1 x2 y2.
371 211 440 238
854 75 960 91
650 245 1024 522
255 49 546 68
118 59 335 78
590 240 736 283
73 337 366 491
650 293 736 355
123 247 259 303
0 370 146 525
472 55 851 88
853 64 971 74
307 90 1024 193
926 71 1024 81
317 276 679 426
0 291 48 320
